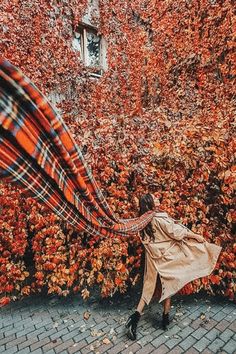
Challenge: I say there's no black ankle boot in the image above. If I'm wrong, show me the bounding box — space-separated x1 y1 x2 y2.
125 311 141 340
162 312 170 330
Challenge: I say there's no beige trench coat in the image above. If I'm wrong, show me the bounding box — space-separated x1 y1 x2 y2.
140 212 222 304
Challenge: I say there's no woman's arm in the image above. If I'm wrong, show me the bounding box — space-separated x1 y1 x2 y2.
186 229 205 243
156 217 205 242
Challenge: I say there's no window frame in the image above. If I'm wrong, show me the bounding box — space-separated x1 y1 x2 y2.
74 22 106 77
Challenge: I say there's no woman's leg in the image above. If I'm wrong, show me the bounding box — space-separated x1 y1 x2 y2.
163 297 171 314
136 298 146 314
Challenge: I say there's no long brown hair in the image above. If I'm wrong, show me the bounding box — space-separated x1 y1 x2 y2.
139 193 155 241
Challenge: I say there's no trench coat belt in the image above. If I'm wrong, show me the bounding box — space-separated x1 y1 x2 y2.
144 239 190 260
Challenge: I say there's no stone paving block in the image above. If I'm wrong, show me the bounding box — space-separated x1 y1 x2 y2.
28 327 46 340
35 319 54 330
141 322 158 336
86 332 104 344
179 335 197 351
191 326 208 339
73 329 94 343
207 305 223 314
80 341 100 354
17 347 31 354
193 336 211 352
191 318 204 329
93 320 113 331
205 327 221 341
18 337 39 350
113 323 125 336
165 336 182 349
3 326 20 337
30 337 51 351
178 325 194 338
212 311 227 322
207 338 225 353
177 318 192 329
68 318 87 331
202 319 218 330
106 340 129 354
185 348 199 354
106 317 116 325
201 349 214 354
219 328 234 343
61 328 81 342
228 321 236 332
38 328 58 340
216 319 230 331
41 338 63 352
189 309 203 320
165 324 181 336
222 338 236 354
122 342 142 354
168 346 185 354
2 345 18 354
1 324 14 335
136 333 154 346
151 334 169 348
16 325 37 338
31 348 43 354
50 327 69 341
135 343 155 354
2 319 16 328
0 333 16 346
67 339 87 354
94 340 114 353
54 339 74 353
151 344 169 354
5 335 26 349
221 304 236 314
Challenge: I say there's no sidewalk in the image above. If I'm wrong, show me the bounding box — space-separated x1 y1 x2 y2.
0 288 235 354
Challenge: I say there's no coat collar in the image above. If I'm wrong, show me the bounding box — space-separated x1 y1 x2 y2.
154 211 169 218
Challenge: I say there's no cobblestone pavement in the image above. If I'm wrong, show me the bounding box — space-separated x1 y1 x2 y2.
0 289 235 354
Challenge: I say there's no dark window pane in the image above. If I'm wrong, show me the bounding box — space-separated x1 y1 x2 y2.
87 31 100 67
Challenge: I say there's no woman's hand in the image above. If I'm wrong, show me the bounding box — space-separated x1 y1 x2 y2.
187 232 206 243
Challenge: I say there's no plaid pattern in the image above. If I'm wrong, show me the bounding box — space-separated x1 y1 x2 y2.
0 58 155 237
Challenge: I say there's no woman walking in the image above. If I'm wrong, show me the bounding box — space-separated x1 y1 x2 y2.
126 194 222 340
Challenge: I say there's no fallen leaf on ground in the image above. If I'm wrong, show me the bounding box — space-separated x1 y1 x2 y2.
83 311 91 320
91 329 103 337
200 313 206 320
175 312 184 317
103 338 111 344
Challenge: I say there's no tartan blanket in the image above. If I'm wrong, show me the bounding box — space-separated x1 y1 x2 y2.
0 58 155 237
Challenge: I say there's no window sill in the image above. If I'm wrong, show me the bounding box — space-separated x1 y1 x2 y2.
89 72 102 78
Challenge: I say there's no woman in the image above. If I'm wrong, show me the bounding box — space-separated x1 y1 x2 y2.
126 193 222 340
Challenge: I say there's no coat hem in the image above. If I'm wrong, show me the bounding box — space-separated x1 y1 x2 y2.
158 249 222 303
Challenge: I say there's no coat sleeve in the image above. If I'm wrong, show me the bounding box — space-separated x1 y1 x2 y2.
156 217 205 242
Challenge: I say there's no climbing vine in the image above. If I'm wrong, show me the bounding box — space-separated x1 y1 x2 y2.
0 0 235 305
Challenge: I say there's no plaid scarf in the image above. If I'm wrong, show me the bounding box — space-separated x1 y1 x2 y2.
0 58 155 237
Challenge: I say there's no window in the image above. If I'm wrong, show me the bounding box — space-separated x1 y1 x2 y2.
72 23 107 77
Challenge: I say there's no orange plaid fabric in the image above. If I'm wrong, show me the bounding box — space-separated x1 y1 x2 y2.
0 58 155 237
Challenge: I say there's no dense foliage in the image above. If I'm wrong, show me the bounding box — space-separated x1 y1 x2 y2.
0 0 235 306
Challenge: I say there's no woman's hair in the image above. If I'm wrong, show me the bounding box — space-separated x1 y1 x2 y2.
139 193 155 241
